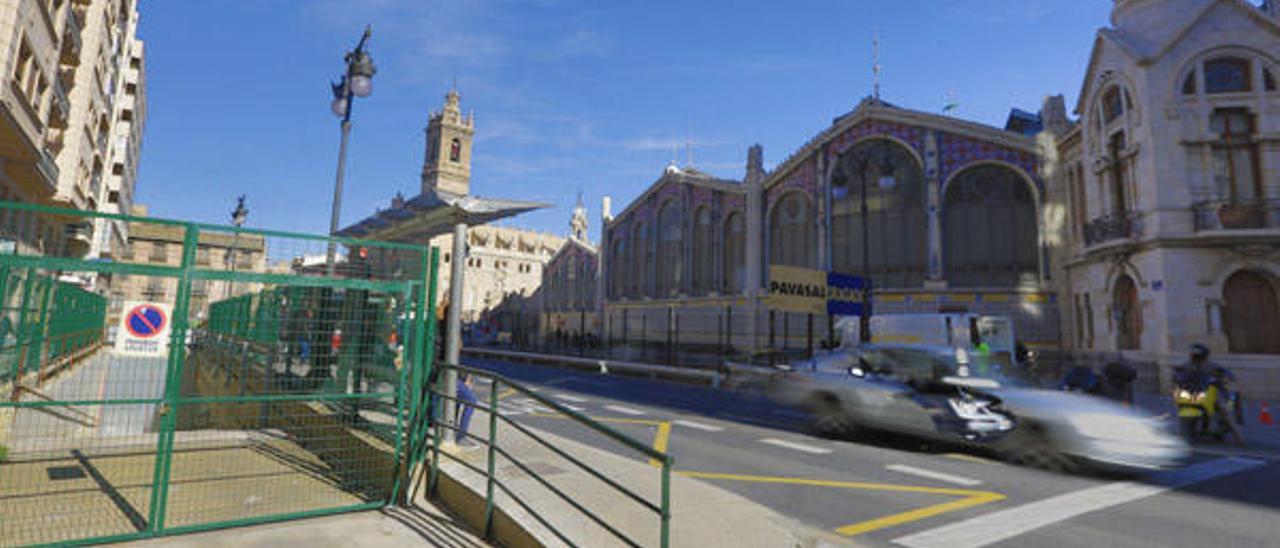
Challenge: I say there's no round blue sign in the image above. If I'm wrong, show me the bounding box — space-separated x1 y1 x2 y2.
125 305 167 339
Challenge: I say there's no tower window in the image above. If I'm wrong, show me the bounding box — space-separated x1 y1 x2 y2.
449 138 461 162
1182 72 1196 95
1101 87 1124 123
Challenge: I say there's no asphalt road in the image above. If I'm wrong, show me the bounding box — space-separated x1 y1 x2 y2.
462 356 1280 548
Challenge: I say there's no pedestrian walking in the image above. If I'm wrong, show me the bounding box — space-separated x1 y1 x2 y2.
454 371 479 446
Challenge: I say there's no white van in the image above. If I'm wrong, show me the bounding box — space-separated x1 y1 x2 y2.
834 314 1016 358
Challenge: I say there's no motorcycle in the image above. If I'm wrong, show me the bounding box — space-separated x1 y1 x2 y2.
1172 369 1241 442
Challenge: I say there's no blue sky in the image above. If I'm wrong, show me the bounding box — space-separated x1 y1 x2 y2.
136 0 1109 239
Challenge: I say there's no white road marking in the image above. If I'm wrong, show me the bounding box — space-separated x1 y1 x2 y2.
885 464 982 486
893 456 1266 548
673 419 725 432
554 393 588 403
759 438 832 455
604 405 646 416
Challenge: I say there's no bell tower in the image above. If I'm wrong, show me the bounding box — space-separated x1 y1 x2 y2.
421 87 475 196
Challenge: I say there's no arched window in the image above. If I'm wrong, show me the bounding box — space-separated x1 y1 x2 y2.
631 222 648 297
1211 108 1261 208
656 201 683 297
1113 275 1141 350
1204 57 1251 94
942 164 1039 288
1224 271 1280 354
769 192 816 268
723 211 745 294
449 138 461 162
1101 86 1125 123
692 207 714 295
830 139 926 287
609 237 626 299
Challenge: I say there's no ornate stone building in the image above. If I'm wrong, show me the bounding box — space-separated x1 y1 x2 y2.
1044 0 1280 397
538 196 599 340
602 98 1058 356
347 89 562 322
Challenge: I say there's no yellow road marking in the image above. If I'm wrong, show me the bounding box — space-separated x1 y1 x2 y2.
943 452 997 465
680 471 1005 537
519 412 1006 537
647 421 671 467
496 388 517 400
834 492 1004 536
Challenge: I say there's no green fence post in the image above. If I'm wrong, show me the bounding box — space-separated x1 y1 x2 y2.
29 277 54 379
484 378 499 537
148 223 199 533
9 268 34 392
661 457 672 548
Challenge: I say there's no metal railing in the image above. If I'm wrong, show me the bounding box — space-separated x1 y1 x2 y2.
426 362 672 548
1083 210 1142 246
1192 199 1280 231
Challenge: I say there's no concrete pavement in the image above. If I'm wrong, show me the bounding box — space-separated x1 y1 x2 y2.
121 505 490 548
427 384 850 547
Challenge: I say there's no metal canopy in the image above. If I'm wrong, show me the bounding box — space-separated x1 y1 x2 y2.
335 189 550 242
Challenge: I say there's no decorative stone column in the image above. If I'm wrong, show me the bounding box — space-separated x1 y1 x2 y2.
924 130 945 286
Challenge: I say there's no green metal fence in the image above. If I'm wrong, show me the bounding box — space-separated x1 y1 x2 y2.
0 201 437 547
427 362 673 548
0 269 107 391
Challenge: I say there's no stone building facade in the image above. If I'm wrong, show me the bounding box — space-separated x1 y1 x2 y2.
1044 0 1280 397
351 90 563 323
602 99 1059 356
114 205 266 325
0 0 145 259
538 197 598 340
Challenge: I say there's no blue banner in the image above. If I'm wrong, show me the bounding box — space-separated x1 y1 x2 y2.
826 272 869 316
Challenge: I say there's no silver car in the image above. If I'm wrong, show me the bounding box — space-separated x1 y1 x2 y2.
768 344 1189 472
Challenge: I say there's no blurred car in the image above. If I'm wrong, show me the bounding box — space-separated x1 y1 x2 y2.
768 344 1189 472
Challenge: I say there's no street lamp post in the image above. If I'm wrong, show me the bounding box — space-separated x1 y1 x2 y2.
326 25 376 277
226 195 249 299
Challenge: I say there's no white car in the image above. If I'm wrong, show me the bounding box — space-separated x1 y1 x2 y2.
769 344 1189 472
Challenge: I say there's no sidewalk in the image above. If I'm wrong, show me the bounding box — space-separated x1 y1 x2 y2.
428 408 857 548
120 503 490 548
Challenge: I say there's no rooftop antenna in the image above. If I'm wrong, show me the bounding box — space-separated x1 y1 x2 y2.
872 26 883 102
943 90 959 114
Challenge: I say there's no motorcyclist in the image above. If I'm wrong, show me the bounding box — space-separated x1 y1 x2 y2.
1176 344 1243 445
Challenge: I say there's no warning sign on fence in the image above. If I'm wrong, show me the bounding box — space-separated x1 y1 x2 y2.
115 301 171 356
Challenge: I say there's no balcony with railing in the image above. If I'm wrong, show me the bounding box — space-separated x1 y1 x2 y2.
1083 210 1143 247
49 79 70 129
60 8 82 66
1192 199 1280 231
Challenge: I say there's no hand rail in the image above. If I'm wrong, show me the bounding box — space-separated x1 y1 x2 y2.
426 362 672 548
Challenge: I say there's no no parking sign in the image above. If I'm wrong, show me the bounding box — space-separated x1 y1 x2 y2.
115 301 172 356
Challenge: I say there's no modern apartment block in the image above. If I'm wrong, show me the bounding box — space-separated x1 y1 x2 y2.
0 0 145 259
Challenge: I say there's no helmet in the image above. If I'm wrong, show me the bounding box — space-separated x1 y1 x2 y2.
1190 343 1210 359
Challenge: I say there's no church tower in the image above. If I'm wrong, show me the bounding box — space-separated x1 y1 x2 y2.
570 192 589 242
421 88 475 196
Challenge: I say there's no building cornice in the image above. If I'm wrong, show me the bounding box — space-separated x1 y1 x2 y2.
763 101 1038 191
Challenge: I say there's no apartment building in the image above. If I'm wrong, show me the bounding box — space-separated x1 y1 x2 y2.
114 205 267 324
0 0 145 259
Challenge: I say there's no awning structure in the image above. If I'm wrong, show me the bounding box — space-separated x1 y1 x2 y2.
335 189 551 243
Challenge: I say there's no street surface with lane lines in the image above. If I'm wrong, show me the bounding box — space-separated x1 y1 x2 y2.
463 356 1280 547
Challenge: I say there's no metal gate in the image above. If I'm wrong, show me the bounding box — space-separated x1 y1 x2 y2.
0 202 437 547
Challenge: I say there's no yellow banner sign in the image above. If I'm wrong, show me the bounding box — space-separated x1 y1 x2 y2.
767 265 826 313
